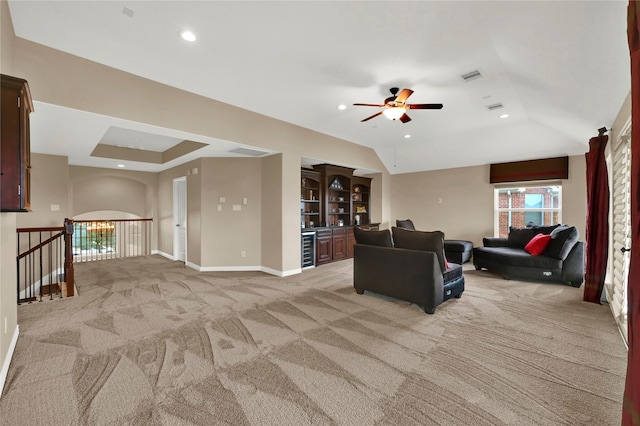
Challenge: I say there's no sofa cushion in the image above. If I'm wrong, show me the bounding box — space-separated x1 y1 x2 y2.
524 233 552 256
443 262 463 284
444 240 473 253
475 247 563 269
526 223 561 235
546 225 579 260
483 237 508 247
395 219 416 230
391 226 446 272
353 227 393 247
507 227 536 249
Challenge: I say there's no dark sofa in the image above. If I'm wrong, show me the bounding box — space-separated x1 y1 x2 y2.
353 226 464 314
473 224 585 287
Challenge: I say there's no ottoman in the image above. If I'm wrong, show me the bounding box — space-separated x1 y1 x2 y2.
444 240 473 264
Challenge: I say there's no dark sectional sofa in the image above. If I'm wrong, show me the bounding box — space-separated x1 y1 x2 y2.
353 226 464 314
473 224 585 287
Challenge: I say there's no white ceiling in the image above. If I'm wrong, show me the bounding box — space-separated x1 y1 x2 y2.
7 1 630 174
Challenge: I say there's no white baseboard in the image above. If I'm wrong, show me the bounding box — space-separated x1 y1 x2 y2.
0 325 19 399
152 250 175 261
262 266 302 277
184 261 301 277
189 263 262 273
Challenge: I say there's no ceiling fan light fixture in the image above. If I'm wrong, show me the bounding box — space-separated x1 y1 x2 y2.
180 30 196 42
383 107 406 120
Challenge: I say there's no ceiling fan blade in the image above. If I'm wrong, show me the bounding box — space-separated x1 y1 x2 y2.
360 111 384 122
353 103 385 107
408 103 444 110
394 89 414 104
399 113 412 123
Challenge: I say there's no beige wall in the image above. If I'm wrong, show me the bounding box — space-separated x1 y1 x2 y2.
16 154 69 228
391 165 492 245
261 154 284 272
69 166 157 218
390 155 588 247
186 161 202 266
200 157 262 267
0 0 18 395
0 0 14 73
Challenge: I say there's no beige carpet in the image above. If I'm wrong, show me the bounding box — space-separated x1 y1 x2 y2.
0 255 627 425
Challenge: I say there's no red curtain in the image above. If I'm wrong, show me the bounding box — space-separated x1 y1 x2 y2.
583 134 609 303
624 1 640 424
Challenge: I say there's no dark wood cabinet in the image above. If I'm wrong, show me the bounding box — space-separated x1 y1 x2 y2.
346 227 355 258
1 74 33 212
315 228 333 265
332 227 347 261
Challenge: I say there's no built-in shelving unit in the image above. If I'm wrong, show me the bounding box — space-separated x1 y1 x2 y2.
300 164 375 267
301 169 321 229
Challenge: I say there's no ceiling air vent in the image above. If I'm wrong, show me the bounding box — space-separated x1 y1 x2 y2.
461 70 482 82
486 103 504 111
228 147 270 157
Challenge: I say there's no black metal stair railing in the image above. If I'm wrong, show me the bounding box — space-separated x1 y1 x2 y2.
71 218 152 262
17 218 152 304
16 224 69 304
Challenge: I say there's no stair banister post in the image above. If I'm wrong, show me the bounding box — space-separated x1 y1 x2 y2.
64 218 74 297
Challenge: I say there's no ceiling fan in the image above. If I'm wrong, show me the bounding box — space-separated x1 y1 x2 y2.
353 87 443 123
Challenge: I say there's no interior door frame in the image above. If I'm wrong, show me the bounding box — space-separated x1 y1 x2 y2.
173 176 187 262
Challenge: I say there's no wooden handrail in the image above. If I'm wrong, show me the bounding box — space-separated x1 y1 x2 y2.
73 219 153 223
17 231 64 260
17 226 65 233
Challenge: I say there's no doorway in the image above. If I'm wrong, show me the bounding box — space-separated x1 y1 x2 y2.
173 177 187 262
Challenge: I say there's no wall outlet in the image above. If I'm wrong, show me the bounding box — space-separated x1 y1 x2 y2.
241 250 246 258
233 204 241 211
219 196 226 203
242 197 248 205
51 204 60 211
217 205 222 212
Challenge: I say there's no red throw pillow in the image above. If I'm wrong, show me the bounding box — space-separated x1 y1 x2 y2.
524 233 552 256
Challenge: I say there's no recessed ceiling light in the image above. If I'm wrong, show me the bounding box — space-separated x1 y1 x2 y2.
499 114 509 119
117 164 125 168
404 134 411 139
337 104 347 110
180 30 196 42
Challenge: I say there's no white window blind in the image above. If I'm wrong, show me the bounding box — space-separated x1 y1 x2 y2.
608 128 631 344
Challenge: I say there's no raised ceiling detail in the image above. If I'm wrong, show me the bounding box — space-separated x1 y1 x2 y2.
91 126 208 164
91 140 208 164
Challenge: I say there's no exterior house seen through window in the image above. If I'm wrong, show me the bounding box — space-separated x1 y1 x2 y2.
495 185 561 237
72 221 116 255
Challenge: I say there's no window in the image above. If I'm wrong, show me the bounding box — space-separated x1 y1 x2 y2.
606 125 630 345
72 221 116 255
494 185 562 237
